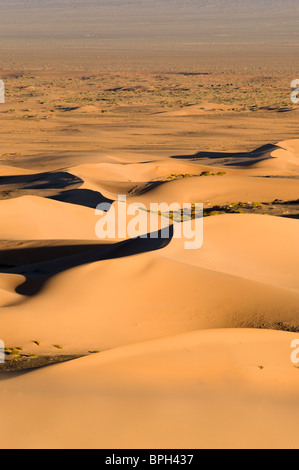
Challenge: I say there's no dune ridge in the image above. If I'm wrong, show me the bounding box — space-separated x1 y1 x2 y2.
0 139 298 448
1 329 299 449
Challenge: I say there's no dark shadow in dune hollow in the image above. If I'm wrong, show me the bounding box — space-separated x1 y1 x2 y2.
0 170 115 209
0 227 173 297
0 171 82 190
48 188 114 209
171 144 279 167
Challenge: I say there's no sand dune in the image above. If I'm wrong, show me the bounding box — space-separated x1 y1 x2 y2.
56 105 100 114
0 196 100 240
172 141 299 173
255 146 299 170
0 165 33 177
0 273 25 307
164 214 299 291
1 214 299 355
128 175 299 205
160 102 234 116
279 139 299 155
66 140 299 205
1 0 299 448
1 329 299 449
69 159 205 184
0 138 298 448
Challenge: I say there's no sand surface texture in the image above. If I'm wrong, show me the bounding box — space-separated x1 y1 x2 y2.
0 136 298 448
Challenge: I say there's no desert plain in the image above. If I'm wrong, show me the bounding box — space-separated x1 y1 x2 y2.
0 0 299 450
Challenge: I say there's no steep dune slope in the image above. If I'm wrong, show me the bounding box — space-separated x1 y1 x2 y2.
1 215 298 354
0 139 298 449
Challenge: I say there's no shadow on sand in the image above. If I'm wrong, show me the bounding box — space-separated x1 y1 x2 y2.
0 227 174 297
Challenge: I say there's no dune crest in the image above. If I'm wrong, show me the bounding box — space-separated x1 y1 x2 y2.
0 138 298 449
0 329 299 449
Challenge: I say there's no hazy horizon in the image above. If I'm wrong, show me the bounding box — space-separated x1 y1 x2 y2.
0 0 299 48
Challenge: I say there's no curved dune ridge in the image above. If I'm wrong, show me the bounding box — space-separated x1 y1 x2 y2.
0 139 298 448
1 329 299 449
159 102 239 116
66 140 299 202
0 273 25 307
1 214 299 352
